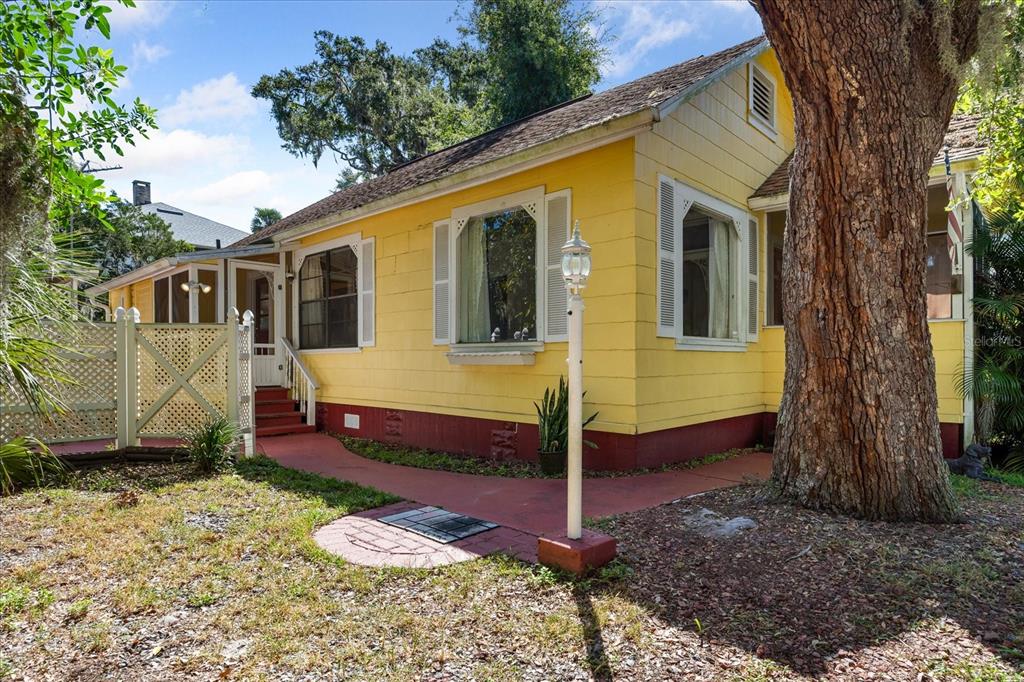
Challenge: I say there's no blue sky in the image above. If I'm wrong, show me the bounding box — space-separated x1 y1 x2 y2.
96 0 763 230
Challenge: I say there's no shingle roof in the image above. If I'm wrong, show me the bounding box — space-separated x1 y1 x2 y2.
750 114 985 200
234 35 768 247
141 202 250 249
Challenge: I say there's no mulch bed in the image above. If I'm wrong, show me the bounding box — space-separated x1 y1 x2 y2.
600 482 1024 679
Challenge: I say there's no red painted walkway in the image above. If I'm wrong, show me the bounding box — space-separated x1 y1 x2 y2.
258 433 771 536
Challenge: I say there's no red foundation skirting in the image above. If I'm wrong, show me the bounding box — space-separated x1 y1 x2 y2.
320 403 964 471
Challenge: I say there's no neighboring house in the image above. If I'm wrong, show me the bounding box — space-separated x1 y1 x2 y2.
87 37 981 468
130 180 250 249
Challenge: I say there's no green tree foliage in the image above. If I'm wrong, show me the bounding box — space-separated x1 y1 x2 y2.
251 207 282 231
465 0 603 125
66 200 191 280
953 1 1024 451
958 2 1024 212
0 0 154 421
253 0 605 185
960 198 1024 449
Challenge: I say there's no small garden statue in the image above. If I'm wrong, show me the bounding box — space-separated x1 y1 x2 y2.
946 443 997 481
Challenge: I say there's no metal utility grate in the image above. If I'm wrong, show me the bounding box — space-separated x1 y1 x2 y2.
378 506 498 544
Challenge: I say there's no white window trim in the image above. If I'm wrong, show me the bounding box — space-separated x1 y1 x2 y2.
292 232 365 352
661 176 751 352
448 186 547 353
748 62 778 140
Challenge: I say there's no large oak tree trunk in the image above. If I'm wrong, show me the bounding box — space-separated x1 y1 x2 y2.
752 0 981 521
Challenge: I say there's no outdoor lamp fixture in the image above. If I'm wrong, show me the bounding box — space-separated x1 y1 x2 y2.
561 220 591 540
561 220 592 295
180 280 213 294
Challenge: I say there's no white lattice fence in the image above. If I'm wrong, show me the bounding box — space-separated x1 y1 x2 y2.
1 310 254 454
0 323 118 443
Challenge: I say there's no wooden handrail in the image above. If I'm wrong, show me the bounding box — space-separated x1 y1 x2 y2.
281 338 318 427
281 338 319 389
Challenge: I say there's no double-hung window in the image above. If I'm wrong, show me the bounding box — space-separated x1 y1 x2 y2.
295 235 376 350
433 187 573 357
657 177 759 350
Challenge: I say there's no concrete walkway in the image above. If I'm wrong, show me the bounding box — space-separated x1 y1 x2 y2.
257 432 772 536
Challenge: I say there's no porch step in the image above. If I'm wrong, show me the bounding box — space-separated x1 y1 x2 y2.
255 387 290 401
253 385 315 437
256 412 305 428
255 399 296 415
256 423 317 438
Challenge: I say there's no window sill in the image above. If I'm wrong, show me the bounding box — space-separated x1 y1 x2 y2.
446 348 537 365
675 338 747 353
298 347 362 355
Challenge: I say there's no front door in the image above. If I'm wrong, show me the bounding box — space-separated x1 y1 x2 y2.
229 261 284 386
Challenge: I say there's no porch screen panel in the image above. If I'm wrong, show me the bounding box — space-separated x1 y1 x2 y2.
198 269 218 323
154 277 169 323
171 271 189 323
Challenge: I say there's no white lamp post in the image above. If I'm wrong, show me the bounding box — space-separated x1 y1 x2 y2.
561 220 591 540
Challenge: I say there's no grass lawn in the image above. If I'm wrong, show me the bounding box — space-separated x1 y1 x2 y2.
1 458 1023 681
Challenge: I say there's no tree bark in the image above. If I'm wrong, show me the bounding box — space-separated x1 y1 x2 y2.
751 0 981 521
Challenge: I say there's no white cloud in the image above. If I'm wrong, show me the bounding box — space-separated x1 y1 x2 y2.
158 165 332 228
180 170 275 204
597 1 761 80
132 40 170 66
599 2 695 79
94 128 247 178
159 73 258 128
107 0 174 31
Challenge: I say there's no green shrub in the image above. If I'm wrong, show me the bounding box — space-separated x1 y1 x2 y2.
0 437 66 495
535 376 598 454
183 417 239 473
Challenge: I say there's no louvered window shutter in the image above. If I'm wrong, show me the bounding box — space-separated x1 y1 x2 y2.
544 190 571 341
657 179 680 338
358 238 376 347
746 218 759 341
433 220 450 344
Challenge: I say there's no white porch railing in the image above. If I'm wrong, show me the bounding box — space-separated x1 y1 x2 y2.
281 338 318 427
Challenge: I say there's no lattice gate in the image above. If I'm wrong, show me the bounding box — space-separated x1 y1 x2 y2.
0 309 254 455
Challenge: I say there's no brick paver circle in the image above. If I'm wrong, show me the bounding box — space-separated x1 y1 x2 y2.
315 502 538 568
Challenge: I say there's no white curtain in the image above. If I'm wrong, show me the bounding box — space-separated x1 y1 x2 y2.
300 254 323 301
710 219 732 339
458 217 491 342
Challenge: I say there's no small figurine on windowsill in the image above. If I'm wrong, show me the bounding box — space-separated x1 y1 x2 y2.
491 327 500 342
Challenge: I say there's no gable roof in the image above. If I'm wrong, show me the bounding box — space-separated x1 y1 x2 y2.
141 202 249 248
750 113 985 200
234 35 769 247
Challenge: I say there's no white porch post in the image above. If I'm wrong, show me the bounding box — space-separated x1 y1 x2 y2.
226 307 240 430
960 172 975 446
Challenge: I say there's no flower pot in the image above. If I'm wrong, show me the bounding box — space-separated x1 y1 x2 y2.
538 450 567 476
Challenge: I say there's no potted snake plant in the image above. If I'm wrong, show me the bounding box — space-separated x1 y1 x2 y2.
535 376 598 475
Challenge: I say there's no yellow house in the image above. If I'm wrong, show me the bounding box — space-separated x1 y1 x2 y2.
87 36 980 468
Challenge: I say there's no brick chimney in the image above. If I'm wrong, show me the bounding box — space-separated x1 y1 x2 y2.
132 180 151 206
